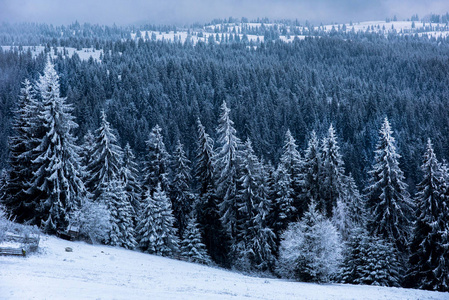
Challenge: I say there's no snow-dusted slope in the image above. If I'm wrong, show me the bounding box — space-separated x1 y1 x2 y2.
0 236 447 300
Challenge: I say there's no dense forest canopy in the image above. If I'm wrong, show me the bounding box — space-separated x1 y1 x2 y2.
1 22 449 192
1 20 449 291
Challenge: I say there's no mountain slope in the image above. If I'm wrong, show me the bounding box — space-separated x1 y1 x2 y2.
0 235 447 300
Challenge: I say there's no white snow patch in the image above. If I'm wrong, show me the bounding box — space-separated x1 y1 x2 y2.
0 46 103 62
0 235 447 300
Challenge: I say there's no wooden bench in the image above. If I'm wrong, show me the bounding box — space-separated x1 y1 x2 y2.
57 226 79 241
0 247 26 257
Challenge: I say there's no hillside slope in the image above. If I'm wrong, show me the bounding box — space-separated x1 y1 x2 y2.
0 236 447 300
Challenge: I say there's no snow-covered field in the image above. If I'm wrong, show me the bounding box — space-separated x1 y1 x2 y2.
0 46 103 62
0 236 447 300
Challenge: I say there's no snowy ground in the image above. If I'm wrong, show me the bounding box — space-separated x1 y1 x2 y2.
1 46 103 62
0 236 447 300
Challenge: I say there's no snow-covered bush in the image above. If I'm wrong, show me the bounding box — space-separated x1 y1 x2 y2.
69 198 111 244
276 201 342 283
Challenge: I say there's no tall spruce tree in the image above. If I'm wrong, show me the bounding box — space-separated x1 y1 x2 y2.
194 119 227 265
86 111 124 202
332 175 365 241
101 178 136 249
121 143 141 220
27 60 87 232
136 184 179 256
233 140 276 271
365 118 413 253
319 124 346 217
278 129 304 219
80 130 95 182
170 140 194 238
142 125 171 195
302 131 322 210
215 101 242 239
407 139 449 291
3 79 42 222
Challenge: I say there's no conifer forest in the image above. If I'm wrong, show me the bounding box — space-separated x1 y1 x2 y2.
0 20 449 292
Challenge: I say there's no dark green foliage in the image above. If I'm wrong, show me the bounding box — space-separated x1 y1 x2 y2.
180 214 212 265
342 228 401 287
407 140 449 291
365 118 414 253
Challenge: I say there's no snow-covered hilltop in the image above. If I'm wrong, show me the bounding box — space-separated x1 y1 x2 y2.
130 19 449 44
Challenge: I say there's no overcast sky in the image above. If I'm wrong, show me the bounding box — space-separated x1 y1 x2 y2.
1 0 448 26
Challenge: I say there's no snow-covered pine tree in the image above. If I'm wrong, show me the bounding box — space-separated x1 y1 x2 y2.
245 160 276 271
27 60 87 232
365 118 413 253
235 139 259 246
136 184 179 256
332 175 365 241
278 129 304 219
121 143 142 220
180 213 212 265
341 227 371 284
232 139 276 271
86 111 124 202
407 139 449 291
170 140 194 238
341 227 401 287
80 130 95 182
3 79 42 222
302 130 321 211
100 178 136 249
194 118 227 265
362 235 401 287
272 162 295 235
215 101 242 239
277 201 342 283
142 125 171 195
319 124 346 217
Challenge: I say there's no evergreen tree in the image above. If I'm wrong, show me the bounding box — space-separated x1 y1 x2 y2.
142 125 171 195
3 79 42 222
233 140 276 271
235 139 259 243
180 214 213 265
278 129 304 219
341 227 371 284
332 175 365 241
342 227 401 287
80 130 95 182
86 111 124 202
407 139 449 291
101 178 136 249
245 161 276 271
302 131 321 210
365 118 413 253
27 60 87 232
215 101 242 239
121 143 141 219
362 235 401 287
272 163 295 234
136 184 179 256
194 118 227 266
170 140 194 238
319 124 346 217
